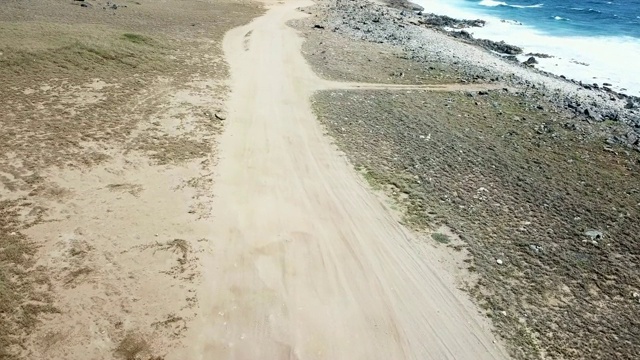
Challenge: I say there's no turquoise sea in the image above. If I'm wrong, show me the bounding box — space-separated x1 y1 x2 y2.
415 0 640 95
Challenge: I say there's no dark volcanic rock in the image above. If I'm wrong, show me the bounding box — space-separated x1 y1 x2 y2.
419 14 485 28
524 56 538 66
450 30 473 41
449 31 522 55
525 52 553 59
385 0 424 12
626 100 636 109
477 39 523 55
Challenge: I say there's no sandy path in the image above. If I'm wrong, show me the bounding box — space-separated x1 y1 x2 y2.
180 1 509 359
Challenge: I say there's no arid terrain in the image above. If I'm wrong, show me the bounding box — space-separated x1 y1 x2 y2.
2 0 638 359
1 0 261 358
294 0 640 359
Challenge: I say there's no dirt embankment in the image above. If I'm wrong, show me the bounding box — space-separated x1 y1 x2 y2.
0 1 262 359
294 1 640 360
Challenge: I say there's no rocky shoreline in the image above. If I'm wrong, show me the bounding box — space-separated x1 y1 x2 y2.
307 0 640 151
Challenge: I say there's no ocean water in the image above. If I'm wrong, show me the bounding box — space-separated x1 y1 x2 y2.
413 0 640 96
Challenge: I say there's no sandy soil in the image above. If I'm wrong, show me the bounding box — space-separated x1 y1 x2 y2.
172 1 508 359
0 0 261 359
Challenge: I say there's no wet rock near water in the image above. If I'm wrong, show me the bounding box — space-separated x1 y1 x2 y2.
450 31 523 55
449 30 473 41
418 14 486 29
476 39 523 55
525 52 553 59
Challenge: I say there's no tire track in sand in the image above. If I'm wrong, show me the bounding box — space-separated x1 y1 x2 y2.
178 1 510 359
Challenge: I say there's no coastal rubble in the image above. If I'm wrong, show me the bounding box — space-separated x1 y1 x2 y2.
309 0 640 148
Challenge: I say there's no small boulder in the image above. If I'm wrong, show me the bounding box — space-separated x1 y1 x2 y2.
585 230 603 240
524 56 538 66
626 131 639 146
529 244 543 253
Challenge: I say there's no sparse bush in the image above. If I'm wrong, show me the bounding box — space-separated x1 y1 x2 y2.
431 232 450 244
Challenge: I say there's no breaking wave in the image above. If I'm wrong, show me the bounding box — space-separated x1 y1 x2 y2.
478 0 543 8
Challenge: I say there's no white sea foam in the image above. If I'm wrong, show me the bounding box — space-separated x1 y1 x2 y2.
415 0 640 96
478 0 543 8
478 0 507 6
510 4 543 9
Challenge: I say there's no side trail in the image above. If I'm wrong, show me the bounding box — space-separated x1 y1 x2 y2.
176 1 510 359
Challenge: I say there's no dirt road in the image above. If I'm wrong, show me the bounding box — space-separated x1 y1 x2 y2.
178 1 509 359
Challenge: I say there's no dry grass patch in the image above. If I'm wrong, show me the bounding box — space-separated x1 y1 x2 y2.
115 332 152 360
431 232 450 244
107 183 144 197
0 200 56 358
0 0 264 358
133 238 191 275
0 22 167 83
131 135 212 165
